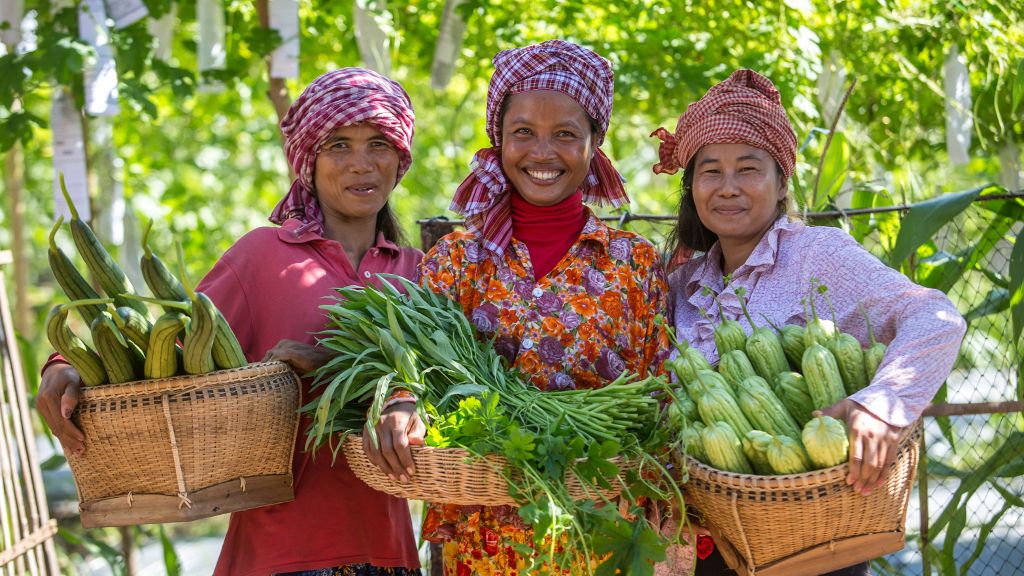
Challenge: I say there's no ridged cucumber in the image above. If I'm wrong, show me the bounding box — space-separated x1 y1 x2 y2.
183 292 217 375
212 308 247 369
48 218 105 325
140 218 189 306
58 173 151 322
111 305 153 354
91 311 144 384
146 311 189 379
45 304 108 386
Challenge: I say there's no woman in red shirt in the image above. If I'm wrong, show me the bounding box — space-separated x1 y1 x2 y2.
36 68 423 576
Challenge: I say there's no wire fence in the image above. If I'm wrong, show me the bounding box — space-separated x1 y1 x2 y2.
417 191 1024 575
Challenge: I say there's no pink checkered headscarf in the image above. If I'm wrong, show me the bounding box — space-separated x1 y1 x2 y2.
270 68 415 235
651 69 797 178
450 40 629 259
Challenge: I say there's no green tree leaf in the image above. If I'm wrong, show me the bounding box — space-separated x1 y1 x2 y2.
158 524 182 576
593 517 667 576
889 186 990 267
815 131 849 210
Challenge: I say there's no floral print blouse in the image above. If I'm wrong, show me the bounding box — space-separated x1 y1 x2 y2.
416 210 670 573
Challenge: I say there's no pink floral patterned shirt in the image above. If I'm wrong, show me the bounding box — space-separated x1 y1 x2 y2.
668 216 966 428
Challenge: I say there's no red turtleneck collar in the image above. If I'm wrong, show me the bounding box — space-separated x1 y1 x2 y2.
510 189 587 280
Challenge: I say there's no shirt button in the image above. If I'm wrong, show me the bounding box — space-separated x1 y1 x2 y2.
363 271 372 279
532 287 543 298
522 338 534 350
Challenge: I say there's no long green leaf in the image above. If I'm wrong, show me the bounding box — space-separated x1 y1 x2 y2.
940 502 967 574
934 199 1022 293
1010 224 1024 344
1013 57 1024 112
1011 225 1024 404
958 496 1012 576
963 288 1010 322
932 383 955 452
990 480 1024 508
931 431 1024 534
889 186 990 266
158 524 182 576
58 527 126 575
815 131 849 210
437 383 491 408
848 186 892 244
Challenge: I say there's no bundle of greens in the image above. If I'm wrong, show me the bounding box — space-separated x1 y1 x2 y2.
306 276 683 575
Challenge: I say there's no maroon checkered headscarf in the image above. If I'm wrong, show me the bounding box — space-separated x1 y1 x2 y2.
450 40 629 259
651 69 797 178
270 68 415 235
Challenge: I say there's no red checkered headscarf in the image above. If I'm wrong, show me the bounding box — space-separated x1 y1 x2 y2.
270 68 415 235
450 40 629 259
651 69 796 178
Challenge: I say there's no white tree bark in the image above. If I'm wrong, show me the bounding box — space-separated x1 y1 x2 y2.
944 45 972 165
354 0 391 75
430 0 466 90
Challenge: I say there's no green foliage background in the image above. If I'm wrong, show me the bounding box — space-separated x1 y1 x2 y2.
1 1 1023 573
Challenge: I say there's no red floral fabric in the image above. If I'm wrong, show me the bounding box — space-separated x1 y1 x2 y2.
416 210 670 575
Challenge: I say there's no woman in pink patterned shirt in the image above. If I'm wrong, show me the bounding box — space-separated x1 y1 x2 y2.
651 69 966 576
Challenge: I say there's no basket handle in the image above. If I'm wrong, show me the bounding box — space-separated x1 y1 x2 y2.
161 393 192 509
726 492 757 574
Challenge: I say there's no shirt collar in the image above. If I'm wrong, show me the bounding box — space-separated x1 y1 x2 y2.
277 218 401 255
683 216 802 296
577 208 611 250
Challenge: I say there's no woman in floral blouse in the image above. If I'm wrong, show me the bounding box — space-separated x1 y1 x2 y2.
377 39 670 575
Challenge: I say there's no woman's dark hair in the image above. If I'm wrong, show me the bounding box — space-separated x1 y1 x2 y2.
665 157 792 259
375 201 408 245
665 159 717 257
498 95 601 138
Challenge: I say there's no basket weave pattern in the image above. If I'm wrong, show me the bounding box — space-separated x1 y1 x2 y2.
67 362 300 504
343 435 627 506
684 425 921 570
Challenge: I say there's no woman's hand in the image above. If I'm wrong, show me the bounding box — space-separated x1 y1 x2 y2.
36 362 86 455
262 339 333 376
817 399 902 495
362 403 425 484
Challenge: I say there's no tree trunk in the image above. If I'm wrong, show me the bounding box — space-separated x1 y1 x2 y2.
4 143 30 340
256 0 293 178
120 526 137 575
255 1 292 125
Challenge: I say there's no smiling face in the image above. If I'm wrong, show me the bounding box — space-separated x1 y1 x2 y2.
313 123 400 227
500 90 595 207
691 142 787 255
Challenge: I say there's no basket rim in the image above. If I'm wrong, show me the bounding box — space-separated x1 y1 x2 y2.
343 434 507 464
76 361 295 400
685 423 922 490
342 434 631 467
341 434 631 505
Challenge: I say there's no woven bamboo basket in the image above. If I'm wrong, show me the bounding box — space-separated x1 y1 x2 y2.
684 425 921 576
343 435 630 506
66 361 301 528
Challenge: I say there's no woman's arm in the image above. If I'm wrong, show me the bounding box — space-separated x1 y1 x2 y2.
809 228 966 494
811 229 966 427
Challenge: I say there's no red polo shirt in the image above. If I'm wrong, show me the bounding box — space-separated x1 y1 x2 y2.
201 219 422 576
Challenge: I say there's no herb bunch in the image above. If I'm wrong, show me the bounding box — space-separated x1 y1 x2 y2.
305 276 684 575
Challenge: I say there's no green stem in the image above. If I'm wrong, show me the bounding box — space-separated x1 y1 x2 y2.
48 216 64 250
58 172 81 221
142 218 155 259
62 297 114 309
